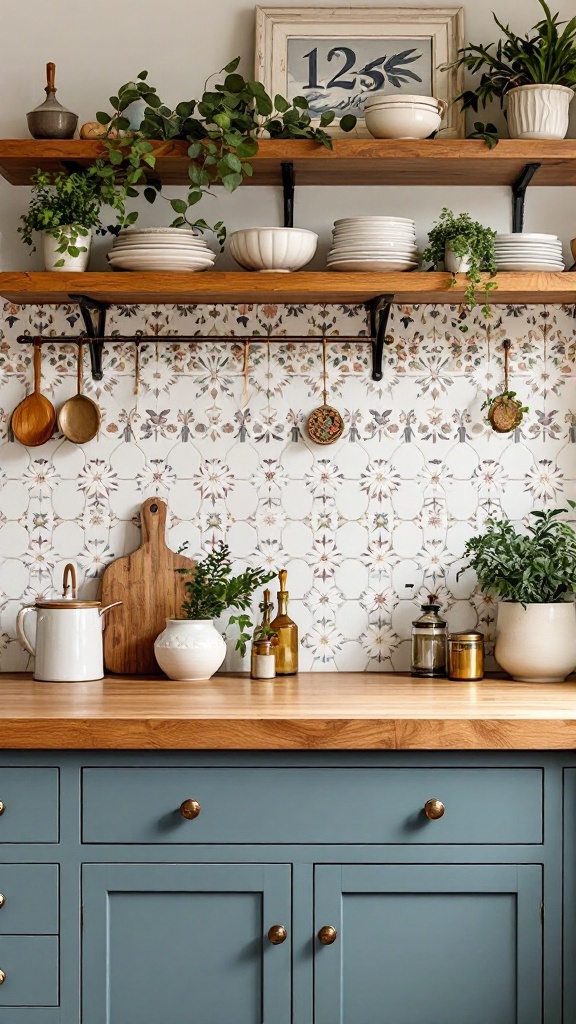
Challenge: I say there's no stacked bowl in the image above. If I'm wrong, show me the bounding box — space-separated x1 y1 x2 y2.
327 216 419 272
494 233 565 272
107 227 216 272
364 93 447 140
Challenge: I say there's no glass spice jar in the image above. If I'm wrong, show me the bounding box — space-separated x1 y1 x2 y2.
250 637 276 679
447 632 485 681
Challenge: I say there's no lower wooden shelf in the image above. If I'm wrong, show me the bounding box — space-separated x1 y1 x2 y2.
0 270 575 306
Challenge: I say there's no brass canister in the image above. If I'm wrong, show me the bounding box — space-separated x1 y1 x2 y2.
447 632 485 680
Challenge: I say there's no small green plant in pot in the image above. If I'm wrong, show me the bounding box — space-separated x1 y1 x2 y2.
153 541 275 681
421 208 497 322
458 506 576 681
441 0 576 140
18 169 111 271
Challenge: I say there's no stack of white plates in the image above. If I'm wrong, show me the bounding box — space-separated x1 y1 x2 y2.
107 227 217 272
494 233 564 272
327 216 418 272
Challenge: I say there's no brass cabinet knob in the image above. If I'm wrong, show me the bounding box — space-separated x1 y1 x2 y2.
0 970 5 984
424 798 445 820
179 799 201 820
0 801 5 816
267 924 287 944
0 894 5 909
318 925 338 945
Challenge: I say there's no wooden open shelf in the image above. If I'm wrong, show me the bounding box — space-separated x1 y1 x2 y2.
1 271 575 306
2 138 576 187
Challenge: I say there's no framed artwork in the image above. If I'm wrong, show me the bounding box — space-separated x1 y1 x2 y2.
255 6 464 137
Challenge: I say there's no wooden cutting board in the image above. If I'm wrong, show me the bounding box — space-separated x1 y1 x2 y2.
102 497 195 674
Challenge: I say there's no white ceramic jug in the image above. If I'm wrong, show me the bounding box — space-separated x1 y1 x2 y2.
16 563 121 681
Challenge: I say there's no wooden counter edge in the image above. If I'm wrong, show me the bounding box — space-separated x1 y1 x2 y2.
1 717 576 749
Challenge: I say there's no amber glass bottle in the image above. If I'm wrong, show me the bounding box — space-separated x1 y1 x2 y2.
270 569 299 675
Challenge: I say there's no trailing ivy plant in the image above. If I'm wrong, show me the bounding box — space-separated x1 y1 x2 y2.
18 169 114 264
177 541 275 657
421 208 497 320
441 0 576 115
458 504 576 604
93 58 356 246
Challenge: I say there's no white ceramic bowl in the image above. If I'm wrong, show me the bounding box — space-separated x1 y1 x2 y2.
364 93 441 109
365 99 445 140
229 227 318 272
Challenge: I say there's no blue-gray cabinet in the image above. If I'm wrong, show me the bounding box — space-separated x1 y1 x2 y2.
0 750 570 1023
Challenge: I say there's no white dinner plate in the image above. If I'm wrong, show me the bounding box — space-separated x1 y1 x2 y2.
495 233 559 242
108 256 214 270
495 261 565 271
110 245 214 257
328 258 419 272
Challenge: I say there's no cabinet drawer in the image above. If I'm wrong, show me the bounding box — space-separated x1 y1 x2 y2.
0 936 58 1005
0 865 58 934
82 767 542 845
0 769 58 844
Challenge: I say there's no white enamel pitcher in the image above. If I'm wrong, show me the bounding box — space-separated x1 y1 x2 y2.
16 563 121 681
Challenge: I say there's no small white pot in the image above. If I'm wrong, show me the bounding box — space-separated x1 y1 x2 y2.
507 84 573 140
42 227 92 272
445 245 472 274
154 618 226 681
495 601 576 682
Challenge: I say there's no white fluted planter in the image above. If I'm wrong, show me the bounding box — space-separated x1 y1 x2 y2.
154 618 226 681
507 84 573 140
42 227 92 272
495 601 576 682
445 246 472 274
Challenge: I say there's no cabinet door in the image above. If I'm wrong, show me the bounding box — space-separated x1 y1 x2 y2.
82 863 291 1024
314 863 542 1024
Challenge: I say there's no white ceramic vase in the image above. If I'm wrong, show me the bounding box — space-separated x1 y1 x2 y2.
507 84 573 140
42 227 92 272
495 601 576 682
445 246 471 274
154 618 226 681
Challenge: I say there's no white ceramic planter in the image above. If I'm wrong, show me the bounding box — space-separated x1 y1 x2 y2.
495 601 576 682
507 84 573 140
154 618 226 681
445 246 472 274
42 227 92 272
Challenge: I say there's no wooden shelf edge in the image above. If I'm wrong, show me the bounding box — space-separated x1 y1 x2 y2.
1 271 575 307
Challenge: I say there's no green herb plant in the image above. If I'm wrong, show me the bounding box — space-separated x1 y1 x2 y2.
177 541 275 657
93 59 356 246
421 208 497 320
458 504 576 604
441 0 576 120
18 169 114 265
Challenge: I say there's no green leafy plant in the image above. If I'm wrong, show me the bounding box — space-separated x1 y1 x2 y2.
18 169 113 265
177 541 275 656
441 0 576 113
421 208 497 319
92 59 356 246
467 120 499 148
458 505 576 604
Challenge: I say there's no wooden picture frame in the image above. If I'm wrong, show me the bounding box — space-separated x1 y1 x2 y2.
255 6 464 138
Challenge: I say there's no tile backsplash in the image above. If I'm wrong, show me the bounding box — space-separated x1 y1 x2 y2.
0 298 575 674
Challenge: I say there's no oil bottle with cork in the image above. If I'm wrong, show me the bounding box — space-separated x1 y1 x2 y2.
270 569 299 675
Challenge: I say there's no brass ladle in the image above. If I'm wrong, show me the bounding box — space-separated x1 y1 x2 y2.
306 337 344 444
58 342 101 444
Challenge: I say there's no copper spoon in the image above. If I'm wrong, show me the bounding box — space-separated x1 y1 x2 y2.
57 342 101 444
11 340 57 447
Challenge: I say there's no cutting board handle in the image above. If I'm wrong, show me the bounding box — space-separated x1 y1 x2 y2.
141 496 167 546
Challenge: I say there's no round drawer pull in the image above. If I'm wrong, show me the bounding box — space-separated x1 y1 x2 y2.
0 969 6 984
0 894 5 909
424 798 445 820
267 924 287 944
0 801 5 816
179 799 201 820
318 925 338 945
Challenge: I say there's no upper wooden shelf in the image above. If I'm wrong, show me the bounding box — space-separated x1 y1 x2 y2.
2 138 576 187
1 270 575 306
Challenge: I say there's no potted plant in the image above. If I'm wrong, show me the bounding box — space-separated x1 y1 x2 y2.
91 59 356 243
442 0 576 140
459 506 576 681
421 208 497 317
153 541 275 681
18 169 111 272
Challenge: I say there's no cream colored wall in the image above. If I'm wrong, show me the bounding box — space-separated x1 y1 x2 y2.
1 0 576 270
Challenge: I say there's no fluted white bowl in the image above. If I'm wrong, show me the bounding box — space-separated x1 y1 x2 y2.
365 101 444 139
229 227 318 272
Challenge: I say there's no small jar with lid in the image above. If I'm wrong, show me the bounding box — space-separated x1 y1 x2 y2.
250 636 276 679
411 601 447 677
447 632 484 680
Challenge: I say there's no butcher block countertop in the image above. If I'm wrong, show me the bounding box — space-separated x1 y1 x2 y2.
1 672 576 749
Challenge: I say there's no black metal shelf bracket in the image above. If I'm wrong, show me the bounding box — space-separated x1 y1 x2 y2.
511 162 541 233
281 161 295 228
369 294 394 381
68 295 108 380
